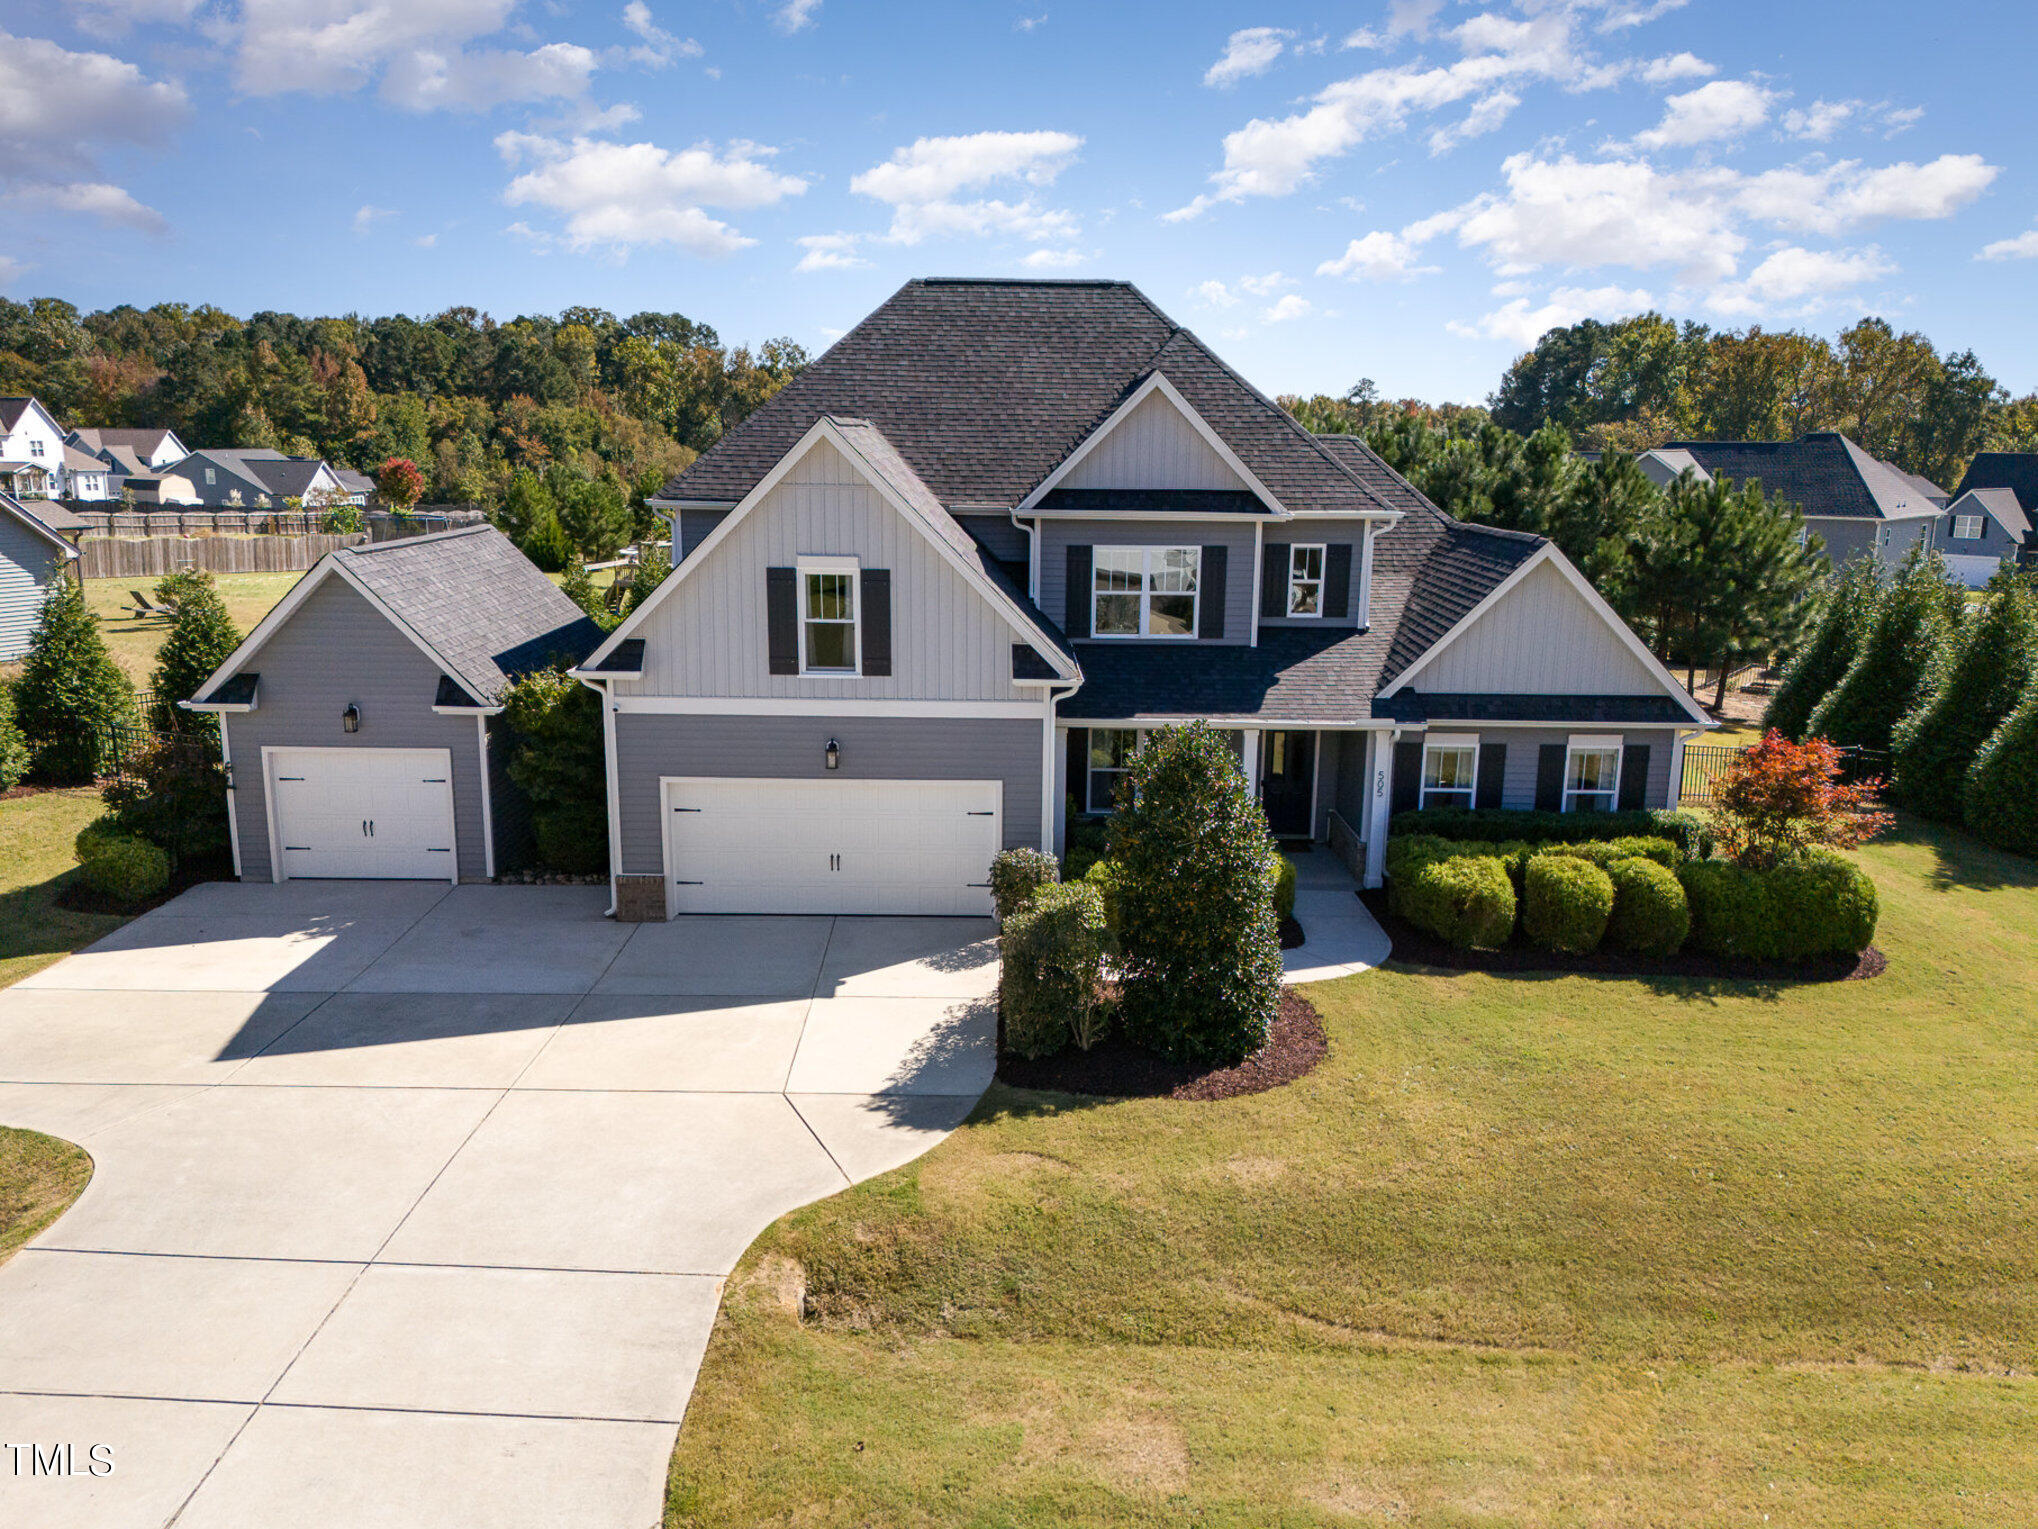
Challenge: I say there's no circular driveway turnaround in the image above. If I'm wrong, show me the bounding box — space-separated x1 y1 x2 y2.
0 883 996 1529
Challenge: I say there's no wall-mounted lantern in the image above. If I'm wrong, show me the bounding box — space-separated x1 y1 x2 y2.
342 704 361 734
824 737 841 771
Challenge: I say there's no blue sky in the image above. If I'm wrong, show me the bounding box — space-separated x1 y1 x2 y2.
5 0 2034 403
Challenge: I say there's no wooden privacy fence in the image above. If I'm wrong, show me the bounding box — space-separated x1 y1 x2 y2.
77 533 366 579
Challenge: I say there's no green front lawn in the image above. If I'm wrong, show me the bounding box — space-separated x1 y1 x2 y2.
0 1127 91 1264
667 818 2038 1527
0 787 132 989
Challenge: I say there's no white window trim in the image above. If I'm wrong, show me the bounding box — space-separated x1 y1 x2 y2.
1287 543 1326 618
1085 726 1144 813
1091 545 1202 640
1419 731 1479 810
1952 514 1983 541
797 555 861 677
1563 733 1623 813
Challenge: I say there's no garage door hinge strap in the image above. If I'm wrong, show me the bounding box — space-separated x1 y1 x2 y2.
675 879 704 885
967 811 994 816
672 806 701 812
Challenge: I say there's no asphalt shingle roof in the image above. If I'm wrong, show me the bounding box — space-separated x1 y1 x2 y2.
1954 454 2038 547
0 491 83 549
1950 485 2031 542
1663 433 1945 521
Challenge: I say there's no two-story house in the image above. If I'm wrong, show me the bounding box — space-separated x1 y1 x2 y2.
1937 452 2038 586
174 448 354 509
186 280 1710 910
66 425 192 500
0 397 69 500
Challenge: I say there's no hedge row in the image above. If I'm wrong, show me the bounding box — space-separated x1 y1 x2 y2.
1676 850 1877 959
1388 805 1713 860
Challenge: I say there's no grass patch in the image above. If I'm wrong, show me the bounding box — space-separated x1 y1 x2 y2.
0 1127 91 1264
667 816 2038 1526
0 786 134 988
82 571 303 683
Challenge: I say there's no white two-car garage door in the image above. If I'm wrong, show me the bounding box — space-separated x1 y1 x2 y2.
266 747 459 881
663 777 1001 916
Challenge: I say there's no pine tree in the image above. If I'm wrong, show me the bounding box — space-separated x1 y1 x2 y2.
1963 669 2038 855
496 468 555 545
0 681 28 792
520 506 572 573
1890 570 2038 820
1764 557 1882 739
1806 545 1957 762
559 556 604 621
148 574 243 739
1544 450 1659 618
13 582 139 783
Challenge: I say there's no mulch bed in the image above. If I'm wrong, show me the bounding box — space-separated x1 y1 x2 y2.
997 988 1329 1101
1357 886 1885 983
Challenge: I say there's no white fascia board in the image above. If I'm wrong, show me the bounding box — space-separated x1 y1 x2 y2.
1374 542 1714 727
178 699 256 714
431 704 505 716
613 696 1046 718
649 496 735 510
1024 509 1285 523
1067 715 1388 730
1016 371 1292 517
586 416 1078 682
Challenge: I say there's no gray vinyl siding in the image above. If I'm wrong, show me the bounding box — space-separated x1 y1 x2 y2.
677 508 728 561
1937 506 2021 558
0 513 65 661
1414 559 1661 694
1426 727 1676 812
221 576 490 882
1257 517 1367 631
1060 388 1247 491
1809 514 1934 571
612 713 1043 876
630 439 1028 700
953 513 1029 565
1035 518 1256 645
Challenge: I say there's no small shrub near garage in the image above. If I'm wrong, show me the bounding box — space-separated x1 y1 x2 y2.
500 667 608 875
77 832 170 906
1523 854 1614 954
1274 854 1297 922
1000 881 1109 1059
1109 722 1283 1068
988 847 1059 923
1604 857 1690 956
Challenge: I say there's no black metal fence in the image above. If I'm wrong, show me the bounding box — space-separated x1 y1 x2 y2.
1677 744 1747 804
99 719 231 868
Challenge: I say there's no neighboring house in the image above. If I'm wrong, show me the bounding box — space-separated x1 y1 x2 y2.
0 397 69 501
124 470 202 506
184 279 1711 909
1652 433 1946 570
0 492 83 660
174 448 353 508
331 467 376 505
183 527 604 883
66 425 192 499
1939 452 2038 586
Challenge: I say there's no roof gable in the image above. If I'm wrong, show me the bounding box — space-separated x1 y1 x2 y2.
1665 433 1942 521
1021 372 1273 511
0 492 82 557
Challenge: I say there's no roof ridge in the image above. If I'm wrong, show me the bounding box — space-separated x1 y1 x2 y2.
341 523 491 554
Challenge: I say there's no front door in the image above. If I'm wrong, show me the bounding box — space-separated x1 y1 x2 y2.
1260 731 1315 839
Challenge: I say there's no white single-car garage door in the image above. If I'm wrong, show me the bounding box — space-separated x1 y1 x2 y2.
663 777 1001 916
266 747 459 881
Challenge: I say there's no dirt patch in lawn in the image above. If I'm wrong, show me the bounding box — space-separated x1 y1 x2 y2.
1357 886 1885 983
998 988 1328 1101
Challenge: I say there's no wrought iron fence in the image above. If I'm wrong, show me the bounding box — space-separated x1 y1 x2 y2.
98 719 231 868
1677 743 1746 805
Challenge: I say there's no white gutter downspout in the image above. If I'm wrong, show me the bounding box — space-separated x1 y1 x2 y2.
1040 678 1079 858
575 674 624 918
1010 509 1041 603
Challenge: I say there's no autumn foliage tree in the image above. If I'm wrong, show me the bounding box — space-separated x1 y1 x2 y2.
1710 730 1893 868
376 456 427 514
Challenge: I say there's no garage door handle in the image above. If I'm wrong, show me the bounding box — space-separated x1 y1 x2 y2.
422 777 447 784
427 847 451 853
285 845 310 852
967 881 991 888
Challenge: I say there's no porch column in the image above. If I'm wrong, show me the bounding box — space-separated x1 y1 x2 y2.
1363 731 1392 888
1240 728 1261 806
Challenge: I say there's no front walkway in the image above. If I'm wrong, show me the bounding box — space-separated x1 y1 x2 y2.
1281 846 1392 984
0 883 997 1529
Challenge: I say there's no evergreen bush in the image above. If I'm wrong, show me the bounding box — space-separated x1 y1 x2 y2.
500 667 608 874
13 583 138 783
1000 881 1109 1060
1523 854 1614 953
1765 558 1881 740
1890 572 2038 821
78 832 170 904
1392 853 1517 948
147 573 242 736
988 847 1059 922
520 507 573 573
1274 854 1297 922
1389 805 1709 859
1604 857 1690 955
1961 673 2038 856
1806 547 1956 762
0 682 26 792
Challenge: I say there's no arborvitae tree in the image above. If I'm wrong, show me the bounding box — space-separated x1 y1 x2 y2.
1765 557 1883 739
1890 570 2038 820
1806 545 1957 761
147 573 242 738
13 582 139 783
1963 669 2038 855
496 468 555 545
0 681 28 791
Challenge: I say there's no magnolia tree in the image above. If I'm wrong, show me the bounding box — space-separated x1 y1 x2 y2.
1711 730 1892 869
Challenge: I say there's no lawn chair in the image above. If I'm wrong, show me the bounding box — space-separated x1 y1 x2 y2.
122 589 172 620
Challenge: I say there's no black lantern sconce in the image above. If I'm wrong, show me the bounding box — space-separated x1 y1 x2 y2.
342 703 361 734
824 737 841 770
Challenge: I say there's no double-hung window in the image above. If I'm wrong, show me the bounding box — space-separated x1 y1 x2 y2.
1420 733 1478 810
27 440 43 458
1952 514 1983 541
1087 728 1140 813
1563 735 1622 813
799 558 859 675
1093 546 1200 638
1287 544 1325 616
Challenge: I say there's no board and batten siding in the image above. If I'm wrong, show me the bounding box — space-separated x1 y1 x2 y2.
221 576 490 882
631 439 1029 700
612 713 1042 876
1411 559 1662 694
1036 518 1257 645
1060 389 1249 493
0 513 65 661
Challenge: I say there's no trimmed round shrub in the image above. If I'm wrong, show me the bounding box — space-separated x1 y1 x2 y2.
1001 881 1109 1060
1389 806 1709 860
79 833 170 904
1523 853 1614 954
74 813 127 864
1537 835 1680 870
1605 857 1690 955
1678 852 1876 959
988 847 1059 923
1274 854 1297 922
1394 854 1516 949
1677 860 1769 958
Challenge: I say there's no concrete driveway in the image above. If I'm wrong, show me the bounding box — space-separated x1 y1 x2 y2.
0 882 998 1529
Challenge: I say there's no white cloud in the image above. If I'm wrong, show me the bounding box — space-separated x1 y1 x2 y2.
1016 15 1048 32
620 2 702 66
0 31 189 167
1706 245 1895 316
7 180 168 234
1640 52 1713 85
849 129 1083 246
498 132 807 255
775 0 822 34
793 231 868 272
1596 0 1687 28
414 232 439 247
1317 228 1441 282
1204 27 1291 88
1736 153 1998 234
1978 227 2038 262
67 0 203 37
1191 279 1238 307
1428 90 1519 155
1449 283 1655 345
381 43 597 111
1238 270 1294 296
1263 293 1315 323
1021 247 1088 268
352 203 395 234
1634 79 1776 149
1782 98 1855 141
1883 105 1924 136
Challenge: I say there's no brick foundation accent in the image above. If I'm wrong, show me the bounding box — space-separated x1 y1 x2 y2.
614 874 667 923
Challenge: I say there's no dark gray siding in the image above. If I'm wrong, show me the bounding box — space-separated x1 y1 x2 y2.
1938 507 2021 558
1811 514 1934 572
953 513 1030 564
1445 726 1677 811
0 513 65 662
678 508 729 561
222 575 490 881
1036 518 1256 645
612 712 1043 875
1256 518 1366 631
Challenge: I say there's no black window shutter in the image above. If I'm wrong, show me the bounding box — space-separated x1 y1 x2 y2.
1535 743 1567 811
1199 544 1227 638
1619 743 1650 809
1324 543 1354 619
1476 743 1506 808
766 566 798 675
1065 728 1088 815
1065 544 1092 638
860 568 892 676
1261 542 1289 618
1391 739 1422 816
